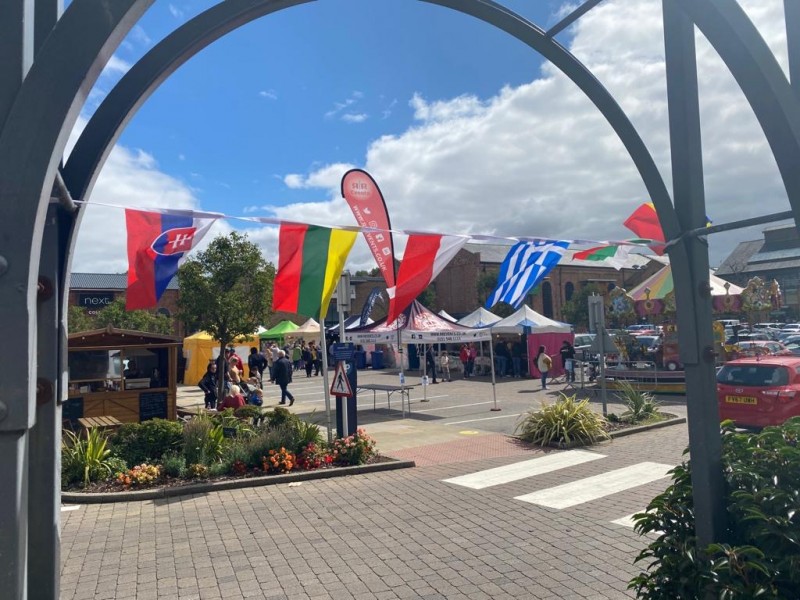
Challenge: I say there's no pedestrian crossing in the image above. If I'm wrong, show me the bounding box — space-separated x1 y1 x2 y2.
443 450 673 528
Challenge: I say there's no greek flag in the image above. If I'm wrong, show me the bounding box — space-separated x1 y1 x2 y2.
485 240 570 309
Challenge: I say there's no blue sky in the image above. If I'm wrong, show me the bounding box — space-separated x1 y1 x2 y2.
71 0 793 273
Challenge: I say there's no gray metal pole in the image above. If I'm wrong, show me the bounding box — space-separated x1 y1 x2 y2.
319 321 333 444
785 0 800 91
663 0 727 548
28 204 67 598
488 337 498 409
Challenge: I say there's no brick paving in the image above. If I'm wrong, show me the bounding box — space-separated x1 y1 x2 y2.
61 420 690 599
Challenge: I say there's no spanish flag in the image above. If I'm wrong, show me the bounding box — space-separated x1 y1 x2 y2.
272 224 358 319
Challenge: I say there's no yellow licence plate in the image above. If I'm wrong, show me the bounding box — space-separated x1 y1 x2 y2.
726 395 757 405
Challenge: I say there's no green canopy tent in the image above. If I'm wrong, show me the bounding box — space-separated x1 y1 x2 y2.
258 320 299 345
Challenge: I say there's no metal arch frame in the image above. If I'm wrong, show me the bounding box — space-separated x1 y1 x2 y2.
65 0 680 244
3 0 800 597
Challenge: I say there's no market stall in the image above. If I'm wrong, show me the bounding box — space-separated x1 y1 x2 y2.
65 326 181 424
183 330 260 385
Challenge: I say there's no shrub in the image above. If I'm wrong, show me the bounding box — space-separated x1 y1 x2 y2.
186 463 209 479
292 418 323 453
234 405 265 427
330 428 377 466
265 406 297 429
630 418 800 598
210 409 256 439
116 464 161 488
235 425 299 468
614 380 661 424
515 394 610 447
296 442 333 470
110 419 183 465
182 415 225 465
160 452 186 478
62 429 118 487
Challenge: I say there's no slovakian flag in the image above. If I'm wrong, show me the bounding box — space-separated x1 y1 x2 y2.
126 209 217 310
572 245 631 270
486 240 570 309
341 169 397 289
272 224 358 319
386 234 468 323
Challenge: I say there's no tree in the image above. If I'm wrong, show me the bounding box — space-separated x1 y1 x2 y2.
417 285 437 310
560 284 603 331
67 298 173 335
177 232 275 398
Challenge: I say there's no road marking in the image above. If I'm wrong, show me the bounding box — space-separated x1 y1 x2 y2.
61 505 81 512
444 413 522 425
514 462 673 509
413 401 493 413
444 450 606 489
611 513 639 528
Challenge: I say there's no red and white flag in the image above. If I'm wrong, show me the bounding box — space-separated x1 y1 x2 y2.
386 234 467 323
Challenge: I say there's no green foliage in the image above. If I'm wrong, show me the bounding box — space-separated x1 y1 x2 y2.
182 415 226 465
210 408 256 439
159 452 186 478
110 419 183 465
293 418 323 453
630 418 800 598
178 232 274 397
477 271 498 307
614 380 661 424
561 284 603 331
62 429 117 487
68 298 173 334
416 285 437 310
265 406 298 430
67 305 95 333
330 428 377 466
515 393 610 447
234 405 266 426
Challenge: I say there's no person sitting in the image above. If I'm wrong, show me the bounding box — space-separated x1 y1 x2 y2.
218 384 246 411
123 360 141 379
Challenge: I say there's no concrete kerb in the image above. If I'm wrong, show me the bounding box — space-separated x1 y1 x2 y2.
62 458 415 504
608 415 687 439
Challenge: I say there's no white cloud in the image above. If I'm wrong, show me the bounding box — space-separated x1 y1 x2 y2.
102 55 132 77
168 4 185 19
342 113 368 123
259 90 277 100
71 0 793 275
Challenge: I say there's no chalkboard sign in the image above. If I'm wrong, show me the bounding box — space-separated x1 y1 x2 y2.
62 397 84 422
139 391 168 421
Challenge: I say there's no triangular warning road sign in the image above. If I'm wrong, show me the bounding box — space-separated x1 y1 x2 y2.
330 361 353 396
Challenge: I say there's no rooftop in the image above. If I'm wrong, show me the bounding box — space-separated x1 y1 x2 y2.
463 242 653 269
70 272 179 290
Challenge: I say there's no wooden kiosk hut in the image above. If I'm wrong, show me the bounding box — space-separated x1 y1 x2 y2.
65 326 181 424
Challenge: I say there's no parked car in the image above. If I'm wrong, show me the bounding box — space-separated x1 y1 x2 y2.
726 332 771 344
735 341 792 356
573 333 596 361
717 356 800 427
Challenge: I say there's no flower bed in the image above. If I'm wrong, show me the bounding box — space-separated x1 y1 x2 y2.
62 407 389 494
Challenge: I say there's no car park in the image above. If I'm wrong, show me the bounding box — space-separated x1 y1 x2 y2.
717 356 800 428
573 333 596 361
734 341 792 357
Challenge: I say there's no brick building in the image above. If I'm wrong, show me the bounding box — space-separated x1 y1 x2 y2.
68 273 183 337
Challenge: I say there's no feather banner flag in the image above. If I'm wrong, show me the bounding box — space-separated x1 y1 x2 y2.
272 224 358 320
386 234 468 323
486 240 570 309
126 209 218 310
572 245 631 270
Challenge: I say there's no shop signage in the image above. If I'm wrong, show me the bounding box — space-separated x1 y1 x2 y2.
79 292 115 308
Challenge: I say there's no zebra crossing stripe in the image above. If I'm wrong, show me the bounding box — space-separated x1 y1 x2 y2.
514 462 673 509
443 449 606 490
611 513 639 528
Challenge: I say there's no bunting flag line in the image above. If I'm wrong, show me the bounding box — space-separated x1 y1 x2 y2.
572 244 631 270
272 224 358 320
386 234 468 323
623 202 665 243
125 209 217 310
341 169 397 289
486 240 570 309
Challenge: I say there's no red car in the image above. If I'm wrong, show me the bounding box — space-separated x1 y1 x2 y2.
717 356 800 428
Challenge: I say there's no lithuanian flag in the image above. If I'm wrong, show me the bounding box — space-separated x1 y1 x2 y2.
272 224 358 319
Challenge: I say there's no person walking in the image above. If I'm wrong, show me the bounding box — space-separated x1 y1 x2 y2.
291 343 302 371
559 340 576 383
274 350 295 406
459 344 470 379
198 362 219 410
302 343 313 377
535 345 552 390
425 345 438 384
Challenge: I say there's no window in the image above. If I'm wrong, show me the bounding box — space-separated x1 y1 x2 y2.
717 365 789 386
565 281 574 302
542 281 553 318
